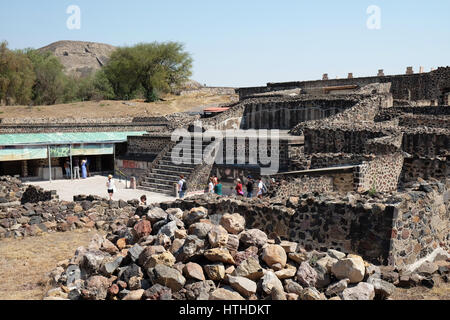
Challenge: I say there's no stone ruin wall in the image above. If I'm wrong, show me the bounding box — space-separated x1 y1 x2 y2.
237 67 450 103
160 179 449 268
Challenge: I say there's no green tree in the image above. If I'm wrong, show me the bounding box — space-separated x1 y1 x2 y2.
26 49 66 105
103 42 193 102
0 41 35 105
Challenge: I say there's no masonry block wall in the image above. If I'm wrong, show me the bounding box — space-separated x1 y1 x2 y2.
127 135 172 157
161 180 448 267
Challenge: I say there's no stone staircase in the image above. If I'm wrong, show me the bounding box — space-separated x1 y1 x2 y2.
139 139 214 195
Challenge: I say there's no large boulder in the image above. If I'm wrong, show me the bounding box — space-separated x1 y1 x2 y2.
220 213 245 234
340 282 375 300
260 271 283 295
188 222 213 239
227 275 257 297
147 207 168 224
331 257 366 283
239 229 268 248
209 287 245 300
367 276 396 299
261 244 287 270
152 264 186 292
296 262 318 287
232 257 264 280
183 207 208 226
207 225 229 248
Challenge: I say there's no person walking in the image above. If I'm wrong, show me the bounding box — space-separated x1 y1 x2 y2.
235 178 244 196
64 158 71 179
106 175 116 200
208 177 214 193
257 177 266 199
214 179 223 196
81 159 88 179
86 158 91 177
73 157 80 179
178 175 187 199
246 175 254 198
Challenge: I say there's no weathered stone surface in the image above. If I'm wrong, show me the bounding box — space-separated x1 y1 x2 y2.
271 286 287 300
261 271 283 295
188 222 213 239
331 257 366 283
279 241 298 253
127 244 144 262
340 282 375 300
327 249 346 260
261 244 287 269
178 235 205 262
228 275 257 297
207 225 229 248
300 287 324 300
100 256 123 276
204 263 225 281
204 248 235 264
138 245 166 266
158 221 178 239
147 207 168 224
133 220 152 239
184 280 216 300
367 276 395 299
416 261 439 276
170 238 185 255
183 262 205 281
313 263 331 288
288 252 308 264
284 279 303 295
183 207 208 225
220 213 245 234
166 208 183 220
325 279 350 297
152 264 186 292
209 287 245 300
144 252 176 269
232 257 264 280
84 275 110 300
296 262 318 287
275 264 297 280
316 256 338 273
233 246 259 266
144 284 172 300
239 229 268 248
122 289 145 301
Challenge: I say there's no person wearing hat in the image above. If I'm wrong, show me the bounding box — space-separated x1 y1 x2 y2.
235 178 244 196
246 175 254 198
106 175 116 200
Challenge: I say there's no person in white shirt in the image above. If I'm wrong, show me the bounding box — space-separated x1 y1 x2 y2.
178 175 186 198
208 177 214 193
106 175 116 200
257 178 264 199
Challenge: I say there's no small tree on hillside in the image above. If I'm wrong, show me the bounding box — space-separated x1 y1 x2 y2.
103 42 193 102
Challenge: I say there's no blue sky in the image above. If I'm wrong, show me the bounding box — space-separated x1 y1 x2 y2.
1 0 449 87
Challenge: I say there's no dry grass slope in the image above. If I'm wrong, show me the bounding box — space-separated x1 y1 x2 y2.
0 230 102 300
0 93 237 120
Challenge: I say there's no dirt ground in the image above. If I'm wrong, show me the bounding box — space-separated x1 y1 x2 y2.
0 92 237 120
0 229 101 300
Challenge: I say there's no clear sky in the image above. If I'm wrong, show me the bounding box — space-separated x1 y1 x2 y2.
1 0 449 87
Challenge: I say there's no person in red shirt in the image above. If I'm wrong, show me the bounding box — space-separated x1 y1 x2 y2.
235 179 244 196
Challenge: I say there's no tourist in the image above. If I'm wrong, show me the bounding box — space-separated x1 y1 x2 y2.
106 175 116 200
178 175 187 199
235 178 244 196
64 158 71 179
208 177 214 193
246 175 254 198
257 177 266 199
214 179 223 196
81 159 88 179
140 195 147 206
212 175 218 186
73 157 80 179
86 158 91 177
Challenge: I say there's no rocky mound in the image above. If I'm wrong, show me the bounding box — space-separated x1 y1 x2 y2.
44 206 449 300
38 41 117 77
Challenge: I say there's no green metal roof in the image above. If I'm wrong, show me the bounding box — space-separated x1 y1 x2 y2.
0 131 148 146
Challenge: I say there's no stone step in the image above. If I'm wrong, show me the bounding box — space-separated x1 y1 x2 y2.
141 181 175 191
153 167 194 176
157 160 196 168
140 185 175 196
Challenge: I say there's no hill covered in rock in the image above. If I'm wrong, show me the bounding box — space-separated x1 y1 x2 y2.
38 40 117 77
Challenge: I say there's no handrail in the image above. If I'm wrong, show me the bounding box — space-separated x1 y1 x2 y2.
115 169 129 188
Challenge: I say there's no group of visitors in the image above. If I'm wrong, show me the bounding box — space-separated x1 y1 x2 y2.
63 157 90 179
242 175 266 199
208 175 223 196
